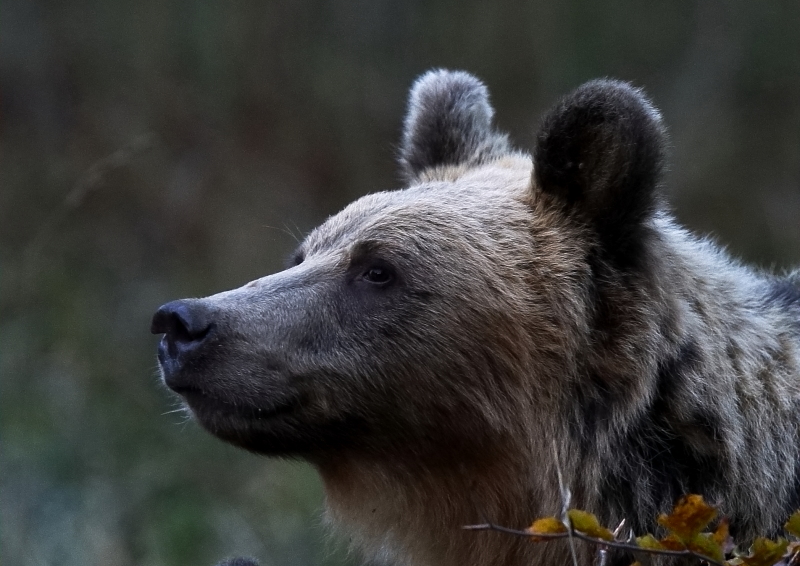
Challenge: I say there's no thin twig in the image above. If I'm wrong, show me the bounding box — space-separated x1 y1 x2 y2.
552 439 579 566
596 519 628 566
462 522 728 566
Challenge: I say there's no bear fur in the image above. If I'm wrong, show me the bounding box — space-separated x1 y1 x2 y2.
152 69 800 566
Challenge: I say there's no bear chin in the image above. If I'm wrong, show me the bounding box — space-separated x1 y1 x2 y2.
178 387 369 458
174 388 306 452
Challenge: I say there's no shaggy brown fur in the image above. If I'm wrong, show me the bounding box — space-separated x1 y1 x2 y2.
152 70 800 566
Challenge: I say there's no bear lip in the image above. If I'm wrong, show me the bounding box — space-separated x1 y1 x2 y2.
178 387 302 423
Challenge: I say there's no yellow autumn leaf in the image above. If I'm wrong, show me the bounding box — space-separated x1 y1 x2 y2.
567 509 614 541
786 511 800 538
528 516 567 537
657 495 717 541
635 534 664 550
740 537 789 566
685 532 724 563
659 534 688 552
712 518 730 547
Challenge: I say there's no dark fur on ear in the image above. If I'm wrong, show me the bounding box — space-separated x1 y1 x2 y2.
399 69 511 182
534 80 667 268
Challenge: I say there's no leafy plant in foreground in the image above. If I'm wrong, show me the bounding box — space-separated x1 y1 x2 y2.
466 495 800 566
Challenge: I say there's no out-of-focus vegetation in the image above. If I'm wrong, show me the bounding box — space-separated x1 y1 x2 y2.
1 2 798 565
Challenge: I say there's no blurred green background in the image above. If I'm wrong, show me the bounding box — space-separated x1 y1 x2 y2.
2 1 799 565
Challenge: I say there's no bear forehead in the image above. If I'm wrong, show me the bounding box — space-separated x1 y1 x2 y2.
303 155 533 255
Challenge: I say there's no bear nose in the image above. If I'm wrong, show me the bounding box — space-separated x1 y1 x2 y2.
151 300 213 341
151 300 215 388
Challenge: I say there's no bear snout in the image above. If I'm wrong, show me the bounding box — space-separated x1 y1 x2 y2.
151 299 215 391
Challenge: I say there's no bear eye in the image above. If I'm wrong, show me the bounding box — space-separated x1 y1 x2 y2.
362 266 393 285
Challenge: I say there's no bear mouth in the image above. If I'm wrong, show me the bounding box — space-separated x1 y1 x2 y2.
175 385 302 423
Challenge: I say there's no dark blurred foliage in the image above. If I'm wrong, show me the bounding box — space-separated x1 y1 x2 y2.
1 1 799 565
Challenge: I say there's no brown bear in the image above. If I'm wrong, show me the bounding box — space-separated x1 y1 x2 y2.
151 70 800 566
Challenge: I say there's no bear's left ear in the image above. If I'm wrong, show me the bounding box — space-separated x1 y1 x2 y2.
399 69 511 182
533 80 667 267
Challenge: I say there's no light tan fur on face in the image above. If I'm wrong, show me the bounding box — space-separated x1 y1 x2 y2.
301 156 570 565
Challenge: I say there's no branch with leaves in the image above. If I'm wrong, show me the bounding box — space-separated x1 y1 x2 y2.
465 494 800 566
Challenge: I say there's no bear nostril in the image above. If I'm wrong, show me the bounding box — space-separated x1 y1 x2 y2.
151 300 214 346
168 311 200 343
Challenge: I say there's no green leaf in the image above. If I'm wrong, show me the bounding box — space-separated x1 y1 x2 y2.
785 511 800 538
740 537 789 566
635 534 664 551
567 509 614 541
686 532 724 563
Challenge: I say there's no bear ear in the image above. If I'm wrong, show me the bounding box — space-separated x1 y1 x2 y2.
533 80 667 267
399 69 511 182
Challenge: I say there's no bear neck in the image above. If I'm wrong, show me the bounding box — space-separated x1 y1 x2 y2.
315 430 576 566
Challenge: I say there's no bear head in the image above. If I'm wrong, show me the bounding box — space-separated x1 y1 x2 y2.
151 69 667 471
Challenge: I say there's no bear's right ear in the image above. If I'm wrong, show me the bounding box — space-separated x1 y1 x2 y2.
399 69 511 182
533 80 667 268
